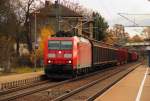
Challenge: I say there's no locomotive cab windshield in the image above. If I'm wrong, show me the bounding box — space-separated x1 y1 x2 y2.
48 40 72 50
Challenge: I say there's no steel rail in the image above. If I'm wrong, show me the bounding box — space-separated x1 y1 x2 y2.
87 63 141 101
0 65 119 101
53 63 141 101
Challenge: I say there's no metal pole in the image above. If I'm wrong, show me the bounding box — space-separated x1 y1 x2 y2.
58 0 60 31
34 12 37 72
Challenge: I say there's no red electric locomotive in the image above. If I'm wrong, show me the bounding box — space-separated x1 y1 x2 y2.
44 36 92 78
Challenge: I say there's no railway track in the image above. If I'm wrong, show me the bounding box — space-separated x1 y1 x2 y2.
0 78 71 101
4 62 140 101
0 66 110 101
53 63 141 101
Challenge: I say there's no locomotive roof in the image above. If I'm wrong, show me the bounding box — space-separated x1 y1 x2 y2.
48 36 117 50
48 36 75 40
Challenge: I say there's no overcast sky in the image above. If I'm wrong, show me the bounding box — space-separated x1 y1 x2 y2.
49 0 150 36
76 0 150 37
78 0 150 24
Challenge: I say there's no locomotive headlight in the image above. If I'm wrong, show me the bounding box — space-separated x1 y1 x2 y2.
68 60 72 64
58 51 62 54
48 53 56 58
64 54 72 58
48 60 51 63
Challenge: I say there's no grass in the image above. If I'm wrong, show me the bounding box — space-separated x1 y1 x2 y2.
14 67 44 73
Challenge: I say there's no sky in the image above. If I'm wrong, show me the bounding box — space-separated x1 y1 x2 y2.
72 0 150 37
49 0 150 37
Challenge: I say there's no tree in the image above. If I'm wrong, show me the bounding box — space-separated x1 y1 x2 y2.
0 0 46 70
60 0 93 17
0 0 18 72
93 12 109 41
59 1 109 41
30 26 54 66
143 27 150 40
104 29 118 44
0 0 31 56
131 35 143 42
0 0 13 35
20 0 42 53
10 0 44 53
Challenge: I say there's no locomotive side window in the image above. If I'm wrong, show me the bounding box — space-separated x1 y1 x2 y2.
48 41 60 50
61 41 72 50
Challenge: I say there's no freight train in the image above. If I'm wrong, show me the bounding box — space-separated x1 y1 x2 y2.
43 36 138 78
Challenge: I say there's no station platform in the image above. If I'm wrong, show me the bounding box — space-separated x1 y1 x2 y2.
95 65 150 101
0 71 44 84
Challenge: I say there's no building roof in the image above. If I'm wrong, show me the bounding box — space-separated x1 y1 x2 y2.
32 4 82 18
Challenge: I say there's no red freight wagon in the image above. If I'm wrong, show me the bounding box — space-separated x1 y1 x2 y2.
131 52 138 62
117 48 128 65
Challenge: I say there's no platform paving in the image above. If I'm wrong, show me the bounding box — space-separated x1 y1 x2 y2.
140 67 150 101
95 65 150 101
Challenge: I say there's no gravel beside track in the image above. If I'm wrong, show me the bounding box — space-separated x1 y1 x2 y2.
0 66 115 101
56 64 141 101
10 63 140 101
0 80 62 101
